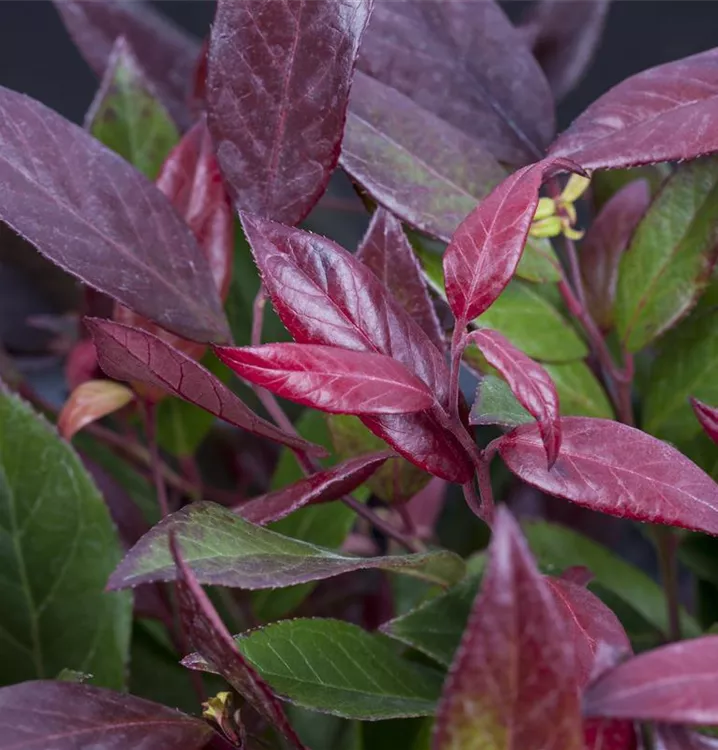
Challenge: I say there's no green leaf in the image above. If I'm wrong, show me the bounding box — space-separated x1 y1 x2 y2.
592 164 670 210
190 619 444 720
615 157 718 352
515 237 562 283
524 522 700 638
86 38 179 179
470 376 533 427
0 392 131 688
543 361 615 418
643 309 718 442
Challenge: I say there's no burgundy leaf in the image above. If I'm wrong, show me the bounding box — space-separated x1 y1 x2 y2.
584 636 718 724
443 158 581 324
242 214 473 482
207 0 373 226
357 208 445 352
467 328 561 466
235 452 392 525
215 343 435 415
169 535 305 749
655 726 718 750
342 71 505 242
580 179 651 330
86 318 322 455
499 417 718 534
691 397 718 445
520 0 611 101
53 0 199 128
0 86 230 343
550 48 718 169
584 719 638 750
359 0 554 165
433 507 583 750
0 680 212 750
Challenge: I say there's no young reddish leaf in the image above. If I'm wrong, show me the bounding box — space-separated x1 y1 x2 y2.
443 158 581 324
235 452 392 525
0 680 212 750
467 328 561 466
499 417 718 534
357 208 445 352
58 379 135 440
169 535 306 749
550 47 718 169
86 319 322 455
655 726 718 750
0 86 230 344
207 0 373 226
584 636 718 724
692 397 718 445
242 215 473 482
53 0 199 128
359 0 555 165
433 507 583 750
520 0 611 101
580 179 651 330
215 343 435 415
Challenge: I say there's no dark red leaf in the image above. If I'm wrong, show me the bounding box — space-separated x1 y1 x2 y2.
242 215 473 482
584 719 637 750
169 535 305 749
359 0 554 165
235 452 391 524
0 86 230 343
86 318 323 455
655 726 718 750
215 343 435 416
357 208 445 352
580 179 651 330
206 0 373 226
443 158 581 324
584 636 718 724
550 48 718 169
434 507 583 750
499 417 718 533
0 680 212 750
53 0 199 128
520 0 611 101
467 328 561 466
692 397 718 445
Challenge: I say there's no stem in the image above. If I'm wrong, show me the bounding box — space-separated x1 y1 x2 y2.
562 234 587 310
475 459 495 526
462 481 488 523
142 400 170 517
449 323 466 422
655 527 681 642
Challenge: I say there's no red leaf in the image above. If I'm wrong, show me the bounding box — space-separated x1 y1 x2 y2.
443 158 581 324
242 215 473 482
550 48 718 169
359 0 554 165
520 0 611 101
498 417 718 533
584 719 638 750
467 328 561 466
655 726 718 750
235 452 391 525
357 208 445 352
580 179 651 331
169 535 305 749
215 343 435 415
58 379 135 440
0 681 212 750
584 636 718 724
0 86 229 344
691 397 718 445
433 507 583 750
86 318 323 455
206 0 373 226
53 0 199 129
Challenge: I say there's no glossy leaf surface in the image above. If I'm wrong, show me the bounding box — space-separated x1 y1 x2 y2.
58 379 135 440
615 158 718 351
0 392 131 688
0 86 229 343
0 681 212 750
87 319 320 455
499 417 718 534
207 0 372 225
186 619 444 720
215 343 435 415
550 47 718 169
693 398 718 445
433 508 583 750
107 502 465 591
